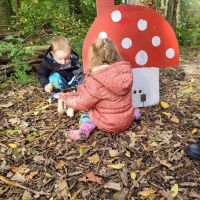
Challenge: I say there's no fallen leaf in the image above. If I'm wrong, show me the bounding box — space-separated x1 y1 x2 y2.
47 142 56 147
8 143 17 148
33 111 40 116
6 129 18 134
171 183 178 197
119 169 128 187
55 160 65 169
79 172 103 184
149 141 159 147
162 112 171 118
104 181 121 191
9 118 20 125
79 141 96 148
10 167 25 174
108 149 119 157
137 157 143 167
130 171 137 180
56 180 70 199
139 188 157 197
33 155 45 162
25 171 38 181
79 146 85 157
125 151 131 158
88 154 100 164
191 128 198 134
159 160 172 169
161 101 169 109
0 176 16 186
22 191 32 200
70 188 82 200
132 180 139 188
107 163 125 169
45 173 53 178
171 116 179 123
11 172 25 183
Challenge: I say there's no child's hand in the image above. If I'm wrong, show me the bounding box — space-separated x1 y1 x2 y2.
45 84 53 93
55 92 76 101
53 93 61 99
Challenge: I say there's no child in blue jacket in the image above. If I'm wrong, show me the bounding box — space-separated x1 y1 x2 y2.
38 36 84 94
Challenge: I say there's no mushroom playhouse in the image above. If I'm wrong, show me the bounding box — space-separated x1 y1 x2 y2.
82 0 179 107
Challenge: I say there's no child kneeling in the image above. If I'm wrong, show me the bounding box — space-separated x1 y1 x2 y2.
58 38 135 140
38 36 84 95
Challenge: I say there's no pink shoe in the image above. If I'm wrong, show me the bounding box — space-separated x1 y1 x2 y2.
134 108 141 120
68 130 89 141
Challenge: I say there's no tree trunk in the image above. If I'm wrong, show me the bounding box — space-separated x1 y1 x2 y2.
176 0 181 28
166 0 178 31
16 0 21 12
0 0 14 25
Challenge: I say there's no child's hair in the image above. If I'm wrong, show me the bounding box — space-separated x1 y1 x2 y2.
88 38 122 70
51 36 71 53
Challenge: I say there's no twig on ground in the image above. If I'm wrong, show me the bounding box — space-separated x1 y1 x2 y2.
0 175 50 197
42 123 62 148
148 181 164 190
96 139 108 173
138 164 160 181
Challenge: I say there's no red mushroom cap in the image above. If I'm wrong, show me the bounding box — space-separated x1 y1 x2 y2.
83 4 179 73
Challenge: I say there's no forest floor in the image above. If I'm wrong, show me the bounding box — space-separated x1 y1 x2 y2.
0 47 200 200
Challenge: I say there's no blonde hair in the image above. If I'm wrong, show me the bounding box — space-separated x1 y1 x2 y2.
51 36 71 53
88 38 122 70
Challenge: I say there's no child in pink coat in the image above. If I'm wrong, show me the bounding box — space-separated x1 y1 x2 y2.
58 38 135 140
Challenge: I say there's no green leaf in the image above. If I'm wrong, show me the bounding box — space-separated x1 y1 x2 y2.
7 129 18 134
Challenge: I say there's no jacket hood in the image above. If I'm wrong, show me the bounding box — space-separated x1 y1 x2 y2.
90 61 133 95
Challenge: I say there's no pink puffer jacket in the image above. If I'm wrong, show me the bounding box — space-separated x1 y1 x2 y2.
60 61 134 133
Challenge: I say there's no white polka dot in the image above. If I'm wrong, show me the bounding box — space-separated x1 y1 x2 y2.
135 50 148 66
111 10 122 22
166 48 175 59
137 19 147 31
122 38 132 49
152 36 161 47
98 32 107 38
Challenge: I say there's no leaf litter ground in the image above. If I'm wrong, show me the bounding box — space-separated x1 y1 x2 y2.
0 48 200 200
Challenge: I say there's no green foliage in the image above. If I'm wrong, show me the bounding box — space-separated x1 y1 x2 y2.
2 0 98 84
177 28 200 46
11 0 94 39
1 0 199 84
177 0 200 46
0 35 37 84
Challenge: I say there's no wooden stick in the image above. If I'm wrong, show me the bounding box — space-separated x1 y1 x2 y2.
96 139 108 173
42 123 62 148
0 58 42 71
138 164 160 181
0 175 50 196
